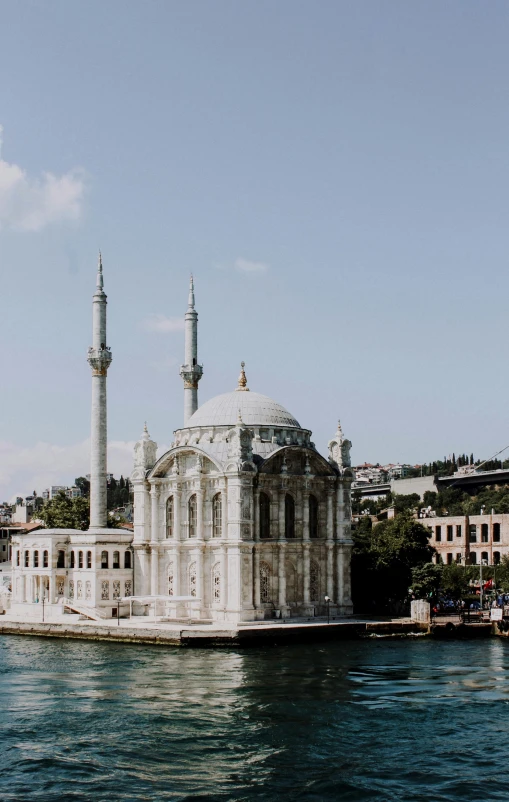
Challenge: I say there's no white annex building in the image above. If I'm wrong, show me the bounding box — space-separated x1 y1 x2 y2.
10 261 354 624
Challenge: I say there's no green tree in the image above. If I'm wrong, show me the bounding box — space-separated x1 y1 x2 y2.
74 476 90 497
411 563 442 599
392 493 420 514
352 513 435 614
440 563 471 600
38 492 90 530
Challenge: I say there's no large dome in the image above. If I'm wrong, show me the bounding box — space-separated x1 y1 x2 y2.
185 391 301 429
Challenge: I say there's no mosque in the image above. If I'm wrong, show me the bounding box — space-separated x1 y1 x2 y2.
10 260 354 624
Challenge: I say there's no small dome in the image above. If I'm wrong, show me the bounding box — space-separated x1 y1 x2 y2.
185 391 301 429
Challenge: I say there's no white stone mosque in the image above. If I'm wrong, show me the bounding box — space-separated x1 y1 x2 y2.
10 259 354 625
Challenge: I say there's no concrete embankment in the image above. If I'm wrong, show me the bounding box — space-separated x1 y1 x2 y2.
0 618 427 647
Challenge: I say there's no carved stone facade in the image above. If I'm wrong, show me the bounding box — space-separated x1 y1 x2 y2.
131 386 354 623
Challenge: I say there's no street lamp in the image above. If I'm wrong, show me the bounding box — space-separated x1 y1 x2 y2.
325 595 331 624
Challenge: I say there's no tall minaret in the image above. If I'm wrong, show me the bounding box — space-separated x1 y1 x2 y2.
179 275 203 424
87 253 112 529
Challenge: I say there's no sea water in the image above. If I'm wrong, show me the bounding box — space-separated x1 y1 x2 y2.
0 636 508 801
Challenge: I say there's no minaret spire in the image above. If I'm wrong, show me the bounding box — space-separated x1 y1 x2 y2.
179 274 203 425
87 252 112 528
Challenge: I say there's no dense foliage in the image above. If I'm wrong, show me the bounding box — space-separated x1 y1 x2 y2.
37 491 124 530
74 475 131 509
352 513 435 614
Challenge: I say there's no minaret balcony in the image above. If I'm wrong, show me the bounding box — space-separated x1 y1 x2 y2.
180 363 203 389
87 346 113 376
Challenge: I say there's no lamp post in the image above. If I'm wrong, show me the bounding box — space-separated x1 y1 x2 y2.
325 595 331 624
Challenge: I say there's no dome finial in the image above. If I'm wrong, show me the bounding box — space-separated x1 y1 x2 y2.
142 421 150 440
236 361 249 392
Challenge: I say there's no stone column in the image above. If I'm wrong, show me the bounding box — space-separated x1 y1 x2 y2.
196 489 204 541
253 489 260 542
326 543 334 599
150 546 159 596
336 544 344 606
49 574 56 604
174 488 181 541
150 484 160 542
303 542 311 603
278 491 285 541
220 546 227 608
278 542 286 609
253 546 261 608
326 490 334 540
302 491 310 541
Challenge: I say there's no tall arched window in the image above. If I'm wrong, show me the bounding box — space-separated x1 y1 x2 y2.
285 494 295 539
212 562 221 602
124 551 131 569
470 552 477 565
494 551 501 565
57 550 65 568
24 551 29 567
188 495 197 538
481 551 489 564
260 561 271 603
166 496 174 538
16 550 20 567
70 551 75 568
189 561 197 596
309 495 318 539
481 524 489 543
43 550 49 568
33 550 39 568
212 494 222 537
260 493 271 539
87 551 92 569
78 551 83 568
494 523 501 543
101 551 108 569
113 551 120 569
310 560 320 602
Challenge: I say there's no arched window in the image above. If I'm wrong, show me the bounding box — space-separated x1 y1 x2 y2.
188 495 197 538
166 496 174 538
494 551 501 565
212 562 221 602
70 551 75 569
78 551 83 568
309 495 318 539
168 561 174 596
43 550 49 568
481 551 489 564
285 494 295 539
57 550 65 568
260 561 271 603
16 550 20 567
189 561 197 596
24 551 29 567
124 551 131 569
494 523 501 543
470 552 477 565
212 494 222 537
113 551 120 569
87 551 92 569
101 551 108 569
310 560 320 602
260 493 271 539
481 524 489 543
33 550 39 568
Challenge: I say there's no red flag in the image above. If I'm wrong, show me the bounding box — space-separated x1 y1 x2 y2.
484 579 493 590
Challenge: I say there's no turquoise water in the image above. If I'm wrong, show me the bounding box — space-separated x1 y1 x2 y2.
1 636 509 801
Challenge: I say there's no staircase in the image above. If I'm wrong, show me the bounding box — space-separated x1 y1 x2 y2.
61 598 109 621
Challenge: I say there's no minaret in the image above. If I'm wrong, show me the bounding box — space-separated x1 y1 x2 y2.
87 253 112 529
179 275 203 424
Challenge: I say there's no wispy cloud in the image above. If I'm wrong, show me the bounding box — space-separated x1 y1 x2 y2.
0 438 170 501
143 314 185 333
0 125 86 232
234 257 269 273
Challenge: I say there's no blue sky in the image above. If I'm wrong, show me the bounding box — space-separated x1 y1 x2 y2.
1 1 509 499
